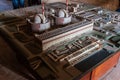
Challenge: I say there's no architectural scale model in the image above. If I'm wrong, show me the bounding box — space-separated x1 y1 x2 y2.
0 1 120 80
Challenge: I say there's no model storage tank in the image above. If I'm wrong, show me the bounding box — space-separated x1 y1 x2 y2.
55 9 72 25
27 14 50 32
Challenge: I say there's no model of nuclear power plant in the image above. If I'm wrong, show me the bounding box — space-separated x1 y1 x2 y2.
0 1 120 80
